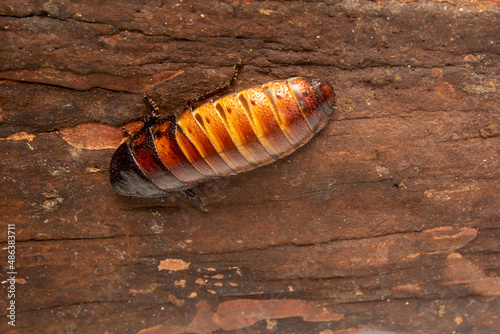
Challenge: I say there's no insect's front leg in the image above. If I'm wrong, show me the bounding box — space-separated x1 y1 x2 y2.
142 93 161 127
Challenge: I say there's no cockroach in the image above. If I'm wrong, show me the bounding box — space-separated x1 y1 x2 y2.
110 62 335 208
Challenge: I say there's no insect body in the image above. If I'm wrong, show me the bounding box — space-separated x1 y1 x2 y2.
110 77 335 198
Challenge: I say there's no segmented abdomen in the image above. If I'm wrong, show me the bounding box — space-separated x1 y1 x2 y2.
110 77 335 197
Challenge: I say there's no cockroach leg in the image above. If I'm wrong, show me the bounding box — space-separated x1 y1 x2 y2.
183 189 208 213
142 93 161 127
186 59 244 110
122 127 132 137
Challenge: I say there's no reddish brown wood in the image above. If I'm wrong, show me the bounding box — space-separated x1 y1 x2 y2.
0 0 499 333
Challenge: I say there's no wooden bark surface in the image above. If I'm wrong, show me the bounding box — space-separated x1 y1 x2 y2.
1 0 499 333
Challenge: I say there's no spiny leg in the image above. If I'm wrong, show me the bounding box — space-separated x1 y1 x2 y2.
142 92 161 127
183 189 208 213
121 125 135 138
186 59 244 110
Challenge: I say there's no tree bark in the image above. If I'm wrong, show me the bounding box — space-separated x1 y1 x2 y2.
0 0 499 333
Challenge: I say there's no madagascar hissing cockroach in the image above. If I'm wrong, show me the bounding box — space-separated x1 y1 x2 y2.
110 64 335 207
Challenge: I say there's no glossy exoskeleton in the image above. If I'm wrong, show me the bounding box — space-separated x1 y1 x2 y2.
110 68 335 202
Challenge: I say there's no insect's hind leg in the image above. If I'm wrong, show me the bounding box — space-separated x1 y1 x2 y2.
186 59 244 110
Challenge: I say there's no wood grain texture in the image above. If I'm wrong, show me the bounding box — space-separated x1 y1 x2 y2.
0 0 499 333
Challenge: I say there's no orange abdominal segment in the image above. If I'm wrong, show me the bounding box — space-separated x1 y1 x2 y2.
262 81 314 148
287 77 329 133
215 93 275 166
152 117 211 184
175 126 217 177
237 87 295 158
193 103 254 172
177 110 235 176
